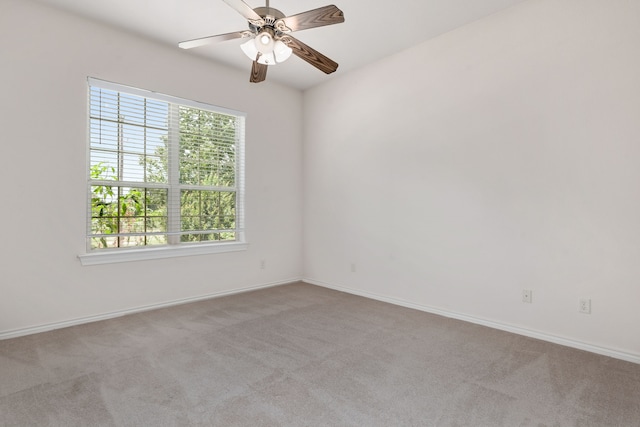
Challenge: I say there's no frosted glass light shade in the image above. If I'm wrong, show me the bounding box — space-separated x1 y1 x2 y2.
255 31 274 54
273 40 292 62
241 35 292 65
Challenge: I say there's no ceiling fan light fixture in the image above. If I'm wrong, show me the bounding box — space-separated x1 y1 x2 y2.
240 33 292 65
240 39 275 65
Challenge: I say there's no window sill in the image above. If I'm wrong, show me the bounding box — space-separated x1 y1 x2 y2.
78 242 249 266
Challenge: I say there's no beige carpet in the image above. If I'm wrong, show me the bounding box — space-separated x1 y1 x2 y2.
1 282 639 426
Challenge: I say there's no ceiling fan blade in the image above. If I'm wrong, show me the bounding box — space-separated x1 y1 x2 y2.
178 31 249 49
275 5 344 33
223 0 265 26
281 35 338 74
250 61 268 83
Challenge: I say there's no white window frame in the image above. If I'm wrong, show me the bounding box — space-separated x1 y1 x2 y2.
79 78 247 266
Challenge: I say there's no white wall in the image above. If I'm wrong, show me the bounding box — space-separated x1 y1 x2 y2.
0 0 303 336
3 0 639 363
303 0 640 359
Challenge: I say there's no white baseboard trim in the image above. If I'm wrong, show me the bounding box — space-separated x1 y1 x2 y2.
0 277 302 340
304 278 640 365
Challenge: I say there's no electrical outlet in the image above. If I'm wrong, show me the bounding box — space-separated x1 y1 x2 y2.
522 289 532 303
579 298 591 314
260 260 266 270
350 263 356 273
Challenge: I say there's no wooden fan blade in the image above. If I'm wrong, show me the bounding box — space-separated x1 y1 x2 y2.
178 31 248 49
250 61 268 83
275 5 344 33
281 36 338 74
223 0 265 26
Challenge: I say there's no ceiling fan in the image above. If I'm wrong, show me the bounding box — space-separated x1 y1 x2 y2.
178 0 345 83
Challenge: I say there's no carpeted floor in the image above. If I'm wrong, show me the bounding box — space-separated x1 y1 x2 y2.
1 282 639 426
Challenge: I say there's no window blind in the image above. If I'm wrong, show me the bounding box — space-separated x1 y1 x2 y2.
87 78 245 251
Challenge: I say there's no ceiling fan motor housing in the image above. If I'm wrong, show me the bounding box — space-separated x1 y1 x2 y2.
253 7 286 23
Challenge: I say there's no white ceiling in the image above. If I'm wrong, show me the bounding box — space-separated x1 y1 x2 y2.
34 0 528 90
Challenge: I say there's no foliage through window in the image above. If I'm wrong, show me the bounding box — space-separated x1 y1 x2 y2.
87 78 245 251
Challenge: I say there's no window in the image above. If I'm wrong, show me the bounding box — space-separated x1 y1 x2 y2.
79 78 246 265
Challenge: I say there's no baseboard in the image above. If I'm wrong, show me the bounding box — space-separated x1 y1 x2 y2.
303 278 640 365
0 277 301 340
